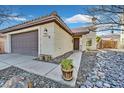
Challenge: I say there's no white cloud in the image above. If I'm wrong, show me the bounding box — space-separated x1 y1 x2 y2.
97 31 120 36
11 17 27 21
65 14 93 23
9 12 27 21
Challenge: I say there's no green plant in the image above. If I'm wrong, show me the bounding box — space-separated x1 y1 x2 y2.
60 59 73 70
96 36 101 43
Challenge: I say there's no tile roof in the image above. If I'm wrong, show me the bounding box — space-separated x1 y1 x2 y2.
72 26 97 36
0 12 73 35
72 26 96 33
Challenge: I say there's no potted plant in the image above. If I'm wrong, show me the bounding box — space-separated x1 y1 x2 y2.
60 59 73 81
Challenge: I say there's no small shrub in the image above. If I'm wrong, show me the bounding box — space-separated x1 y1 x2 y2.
60 59 73 70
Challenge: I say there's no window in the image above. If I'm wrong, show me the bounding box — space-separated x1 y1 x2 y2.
86 39 92 46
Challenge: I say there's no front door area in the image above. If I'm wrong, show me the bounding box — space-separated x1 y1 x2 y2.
74 38 79 50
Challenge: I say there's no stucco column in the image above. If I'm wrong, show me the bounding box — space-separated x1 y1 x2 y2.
38 27 41 55
5 34 11 53
79 37 82 51
39 23 55 57
82 35 86 51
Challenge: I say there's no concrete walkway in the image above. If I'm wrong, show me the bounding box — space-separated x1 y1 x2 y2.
0 51 82 87
45 51 82 87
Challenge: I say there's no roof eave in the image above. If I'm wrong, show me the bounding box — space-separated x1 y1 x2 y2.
73 31 90 37
1 15 73 36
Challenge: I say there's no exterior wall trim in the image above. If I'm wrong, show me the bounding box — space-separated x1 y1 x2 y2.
38 27 41 55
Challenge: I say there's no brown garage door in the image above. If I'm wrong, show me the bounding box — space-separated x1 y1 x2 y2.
11 31 38 56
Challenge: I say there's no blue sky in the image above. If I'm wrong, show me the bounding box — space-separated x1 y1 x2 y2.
0 5 94 29
0 5 120 35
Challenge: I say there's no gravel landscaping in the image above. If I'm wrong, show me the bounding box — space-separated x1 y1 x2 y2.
0 66 70 88
76 51 98 87
76 50 124 88
1 50 124 88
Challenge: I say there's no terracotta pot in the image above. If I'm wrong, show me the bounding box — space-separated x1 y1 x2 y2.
61 67 73 81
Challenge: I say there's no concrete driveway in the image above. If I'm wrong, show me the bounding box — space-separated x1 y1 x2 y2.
0 53 58 76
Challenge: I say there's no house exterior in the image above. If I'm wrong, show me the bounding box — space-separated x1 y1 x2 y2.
0 12 96 58
72 26 97 51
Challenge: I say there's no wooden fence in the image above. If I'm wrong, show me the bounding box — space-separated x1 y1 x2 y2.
98 39 117 49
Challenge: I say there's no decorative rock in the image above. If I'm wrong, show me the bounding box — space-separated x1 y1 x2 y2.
33 82 37 87
95 81 103 88
103 83 110 88
0 66 70 88
0 80 5 87
76 81 82 85
97 71 105 79
80 85 86 88
111 80 117 86
77 50 124 88
84 81 93 87
2 76 29 88
91 78 97 82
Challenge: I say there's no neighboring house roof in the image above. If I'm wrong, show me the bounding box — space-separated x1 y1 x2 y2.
71 26 97 36
0 12 73 35
101 34 120 40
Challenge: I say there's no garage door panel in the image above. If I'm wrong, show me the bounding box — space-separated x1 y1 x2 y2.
11 31 38 56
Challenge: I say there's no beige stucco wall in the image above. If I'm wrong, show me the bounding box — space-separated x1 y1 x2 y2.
3 22 73 58
54 23 73 58
80 35 86 51
116 39 120 49
39 22 73 58
80 31 96 51
4 22 55 56
39 22 55 56
120 30 124 48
